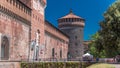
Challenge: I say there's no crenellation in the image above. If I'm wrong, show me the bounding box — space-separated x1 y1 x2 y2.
1 0 31 21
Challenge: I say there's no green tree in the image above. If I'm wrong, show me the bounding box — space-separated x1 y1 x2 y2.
89 0 120 58
99 0 120 57
89 33 106 58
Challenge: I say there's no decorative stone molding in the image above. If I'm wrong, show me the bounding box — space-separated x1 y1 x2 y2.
0 5 31 26
0 11 30 26
0 0 31 25
33 0 46 15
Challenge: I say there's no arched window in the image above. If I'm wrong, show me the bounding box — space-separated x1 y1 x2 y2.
52 48 55 58
60 49 62 59
1 36 9 60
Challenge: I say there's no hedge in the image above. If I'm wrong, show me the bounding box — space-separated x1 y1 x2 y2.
21 62 93 68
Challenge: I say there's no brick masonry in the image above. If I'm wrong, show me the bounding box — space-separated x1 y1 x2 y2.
0 61 20 68
0 11 30 61
45 21 69 60
0 0 85 68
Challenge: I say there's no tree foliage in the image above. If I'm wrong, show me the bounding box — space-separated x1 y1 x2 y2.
89 32 106 58
89 0 120 58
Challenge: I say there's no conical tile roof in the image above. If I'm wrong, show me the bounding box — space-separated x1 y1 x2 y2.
59 10 83 19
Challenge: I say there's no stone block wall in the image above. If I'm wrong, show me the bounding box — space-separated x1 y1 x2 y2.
29 0 46 60
0 11 30 61
68 27 84 59
0 61 20 68
60 27 84 60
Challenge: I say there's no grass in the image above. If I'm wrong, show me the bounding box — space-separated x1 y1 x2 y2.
87 63 115 68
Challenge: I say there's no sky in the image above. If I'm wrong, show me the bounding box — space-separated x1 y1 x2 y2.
45 0 115 40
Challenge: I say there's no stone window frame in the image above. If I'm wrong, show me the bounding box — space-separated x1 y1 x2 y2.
1 35 10 60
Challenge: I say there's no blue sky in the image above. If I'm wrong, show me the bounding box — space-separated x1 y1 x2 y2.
45 0 115 40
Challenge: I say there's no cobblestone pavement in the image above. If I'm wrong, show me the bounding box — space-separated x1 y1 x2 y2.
112 64 120 68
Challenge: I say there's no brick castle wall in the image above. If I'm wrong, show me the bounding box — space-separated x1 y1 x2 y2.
0 11 30 61
45 21 69 60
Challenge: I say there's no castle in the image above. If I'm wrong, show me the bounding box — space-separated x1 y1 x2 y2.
0 0 85 67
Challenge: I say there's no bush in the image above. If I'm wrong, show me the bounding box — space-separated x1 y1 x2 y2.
21 62 93 68
66 62 80 68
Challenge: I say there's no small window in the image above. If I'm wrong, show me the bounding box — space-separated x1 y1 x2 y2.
75 43 78 46
80 29 82 31
10 0 12 4
60 50 62 58
13 0 15 5
38 18 39 21
33 14 34 18
16 1 18 7
57 41 59 45
36 16 37 20
52 48 55 58
76 50 78 53
50 38 52 42
6 0 9 2
75 36 77 39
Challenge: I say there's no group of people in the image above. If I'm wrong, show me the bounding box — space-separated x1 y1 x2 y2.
113 55 120 62
82 53 120 63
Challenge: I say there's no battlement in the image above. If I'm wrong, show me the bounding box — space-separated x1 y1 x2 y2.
59 21 85 28
0 0 31 24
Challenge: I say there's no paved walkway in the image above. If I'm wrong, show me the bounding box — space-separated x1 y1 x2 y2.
112 64 120 68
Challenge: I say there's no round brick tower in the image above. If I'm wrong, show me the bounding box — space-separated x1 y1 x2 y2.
58 10 85 60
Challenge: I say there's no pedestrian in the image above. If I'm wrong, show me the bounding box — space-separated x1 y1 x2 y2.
96 57 99 62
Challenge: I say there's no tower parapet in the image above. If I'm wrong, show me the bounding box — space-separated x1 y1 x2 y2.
58 10 85 29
